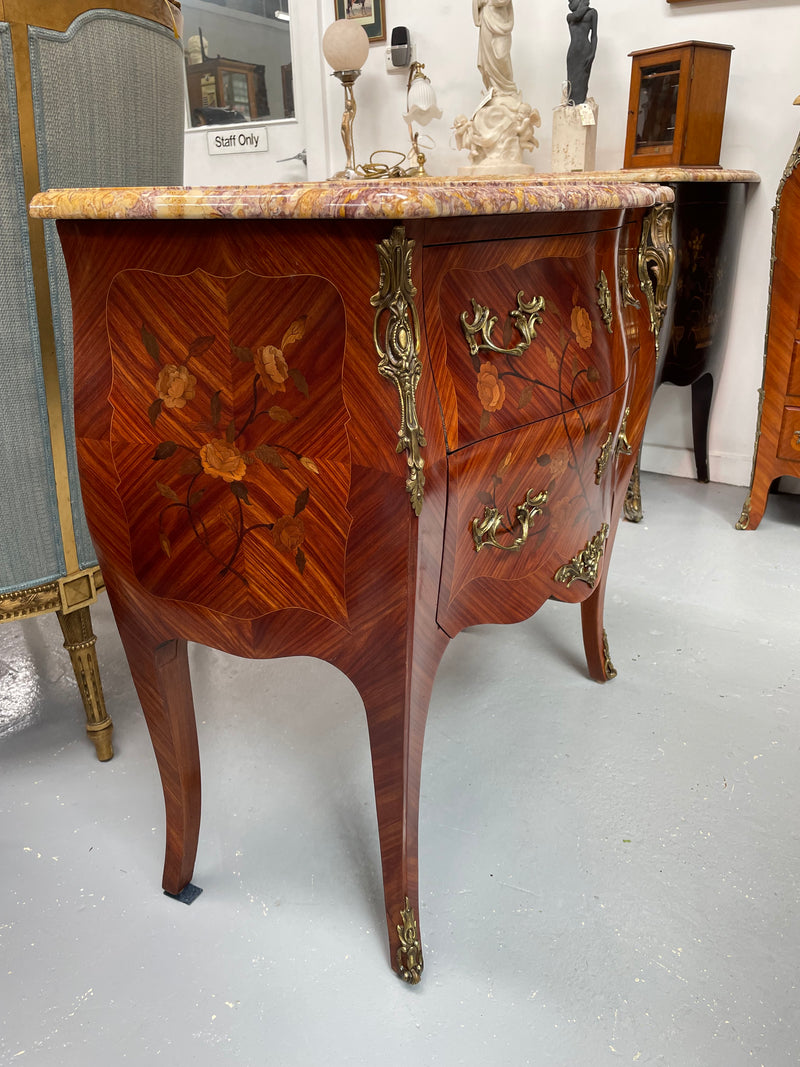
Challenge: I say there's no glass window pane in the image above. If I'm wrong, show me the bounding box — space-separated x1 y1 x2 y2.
182 0 293 128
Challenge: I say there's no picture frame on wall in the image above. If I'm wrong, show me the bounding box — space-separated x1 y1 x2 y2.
334 0 386 43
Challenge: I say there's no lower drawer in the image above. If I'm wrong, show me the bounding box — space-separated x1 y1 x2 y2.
777 405 800 460
788 340 800 397
437 387 630 637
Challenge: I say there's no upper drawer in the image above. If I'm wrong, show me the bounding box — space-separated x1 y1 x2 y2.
423 227 628 451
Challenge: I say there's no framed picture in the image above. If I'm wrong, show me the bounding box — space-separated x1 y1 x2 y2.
334 0 386 43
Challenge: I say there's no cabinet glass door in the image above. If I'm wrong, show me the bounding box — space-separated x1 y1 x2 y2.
635 61 681 151
221 70 251 119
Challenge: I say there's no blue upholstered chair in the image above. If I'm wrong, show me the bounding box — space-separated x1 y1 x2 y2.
0 0 185 758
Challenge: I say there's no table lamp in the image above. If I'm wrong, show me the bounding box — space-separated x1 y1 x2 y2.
322 19 370 178
403 62 441 176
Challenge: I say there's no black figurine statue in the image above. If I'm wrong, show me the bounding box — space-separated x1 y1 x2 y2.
566 0 597 106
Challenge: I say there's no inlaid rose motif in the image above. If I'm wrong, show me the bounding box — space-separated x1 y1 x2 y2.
156 364 197 409
272 514 305 553
571 306 593 350
199 438 247 482
476 362 506 412
255 344 289 393
149 317 313 579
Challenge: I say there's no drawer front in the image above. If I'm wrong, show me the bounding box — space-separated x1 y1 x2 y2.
777 406 800 460
788 336 800 397
437 386 630 637
424 228 628 451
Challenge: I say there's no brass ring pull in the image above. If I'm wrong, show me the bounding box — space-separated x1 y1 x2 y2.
472 488 548 553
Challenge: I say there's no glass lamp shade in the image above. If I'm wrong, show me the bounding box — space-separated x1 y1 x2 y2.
403 65 442 126
322 19 369 73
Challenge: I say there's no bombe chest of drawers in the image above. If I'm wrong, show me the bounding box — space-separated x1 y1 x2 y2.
31 178 673 983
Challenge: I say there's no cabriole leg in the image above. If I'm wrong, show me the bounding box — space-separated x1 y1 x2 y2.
350 628 448 984
115 622 201 898
691 373 714 483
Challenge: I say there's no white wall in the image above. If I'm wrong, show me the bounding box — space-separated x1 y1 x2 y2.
189 0 800 488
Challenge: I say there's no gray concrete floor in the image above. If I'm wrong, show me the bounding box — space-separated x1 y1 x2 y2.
1 472 799 1067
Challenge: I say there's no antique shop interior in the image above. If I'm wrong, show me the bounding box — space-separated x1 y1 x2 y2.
2 0 800 1064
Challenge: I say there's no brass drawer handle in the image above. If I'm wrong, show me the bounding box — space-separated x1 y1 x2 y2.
472 488 548 553
461 291 545 361
792 429 800 450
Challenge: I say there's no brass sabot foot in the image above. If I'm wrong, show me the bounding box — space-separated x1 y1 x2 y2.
396 897 424 984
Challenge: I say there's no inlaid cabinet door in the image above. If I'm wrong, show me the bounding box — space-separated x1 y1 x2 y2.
104 267 352 623
423 228 628 452
437 386 630 637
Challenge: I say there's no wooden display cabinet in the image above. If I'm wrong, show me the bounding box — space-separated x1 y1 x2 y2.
624 41 733 169
186 56 267 124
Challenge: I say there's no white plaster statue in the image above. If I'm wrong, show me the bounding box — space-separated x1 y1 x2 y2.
474 0 517 95
456 0 540 175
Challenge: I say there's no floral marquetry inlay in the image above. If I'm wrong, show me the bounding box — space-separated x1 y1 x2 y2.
105 269 352 622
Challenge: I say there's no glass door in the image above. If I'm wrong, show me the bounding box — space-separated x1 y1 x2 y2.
181 1 328 183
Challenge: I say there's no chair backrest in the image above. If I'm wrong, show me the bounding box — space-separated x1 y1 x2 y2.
0 2 185 596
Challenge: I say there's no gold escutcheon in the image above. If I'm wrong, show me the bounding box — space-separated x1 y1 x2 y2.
554 523 609 589
595 432 614 485
596 270 614 334
371 227 427 516
637 203 675 348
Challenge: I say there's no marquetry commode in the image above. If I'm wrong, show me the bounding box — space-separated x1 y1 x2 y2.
31 178 673 983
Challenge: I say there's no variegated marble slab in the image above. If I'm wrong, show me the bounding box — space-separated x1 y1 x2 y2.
544 166 760 184
30 177 674 222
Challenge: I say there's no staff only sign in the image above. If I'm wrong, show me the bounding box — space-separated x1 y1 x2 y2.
207 126 269 155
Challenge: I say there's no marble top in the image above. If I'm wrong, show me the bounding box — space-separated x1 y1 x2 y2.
546 167 760 184
29 178 674 222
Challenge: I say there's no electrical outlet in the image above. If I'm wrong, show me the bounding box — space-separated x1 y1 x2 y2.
385 42 415 74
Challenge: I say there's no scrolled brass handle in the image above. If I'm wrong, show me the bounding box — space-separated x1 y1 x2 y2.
472 488 548 553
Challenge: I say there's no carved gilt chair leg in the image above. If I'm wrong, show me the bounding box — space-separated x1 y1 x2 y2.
56 605 114 761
